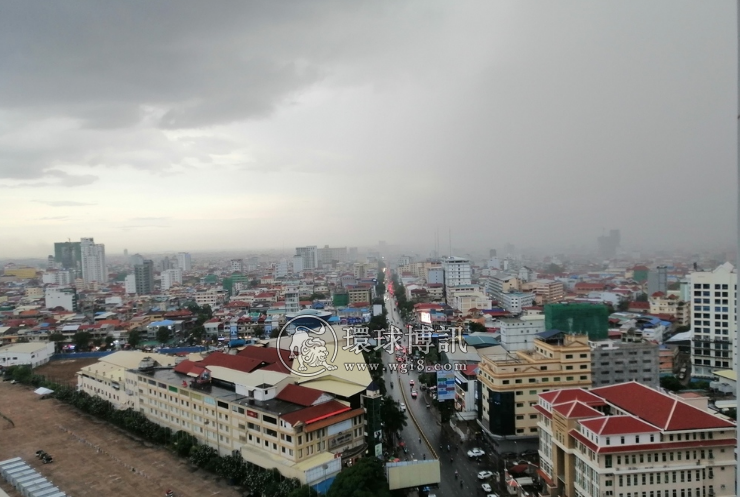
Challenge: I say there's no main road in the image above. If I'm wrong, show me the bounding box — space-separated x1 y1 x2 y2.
382 287 497 496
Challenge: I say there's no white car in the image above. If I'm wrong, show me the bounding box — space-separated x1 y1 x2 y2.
467 448 485 458
477 470 494 480
399 402 406 412
481 483 492 492
487 494 500 497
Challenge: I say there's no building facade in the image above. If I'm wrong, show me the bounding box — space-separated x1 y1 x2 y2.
442 256 472 288
295 246 318 271
478 332 591 440
590 340 659 389
535 383 736 497
134 260 155 295
80 237 107 284
498 315 547 352
44 286 78 312
176 252 192 272
161 268 183 291
689 263 736 378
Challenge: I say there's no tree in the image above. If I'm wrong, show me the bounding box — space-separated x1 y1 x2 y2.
156 326 171 346
468 322 486 333
72 331 92 351
128 330 142 348
48 332 66 352
543 263 563 274
660 375 685 392
252 324 265 339
635 293 648 302
288 485 321 497
269 327 280 339
381 396 407 439
327 457 392 497
617 300 630 312
105 336 115 349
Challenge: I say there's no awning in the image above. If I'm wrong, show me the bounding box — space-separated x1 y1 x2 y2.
536 468 556 487
34 387 53 396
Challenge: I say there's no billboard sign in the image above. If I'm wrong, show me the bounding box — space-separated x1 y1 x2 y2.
230 325 238 337
373 304 382 317
436 370 456 401
420 312 432 325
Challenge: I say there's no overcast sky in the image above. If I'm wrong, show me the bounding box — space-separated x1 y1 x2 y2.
0 1 736 258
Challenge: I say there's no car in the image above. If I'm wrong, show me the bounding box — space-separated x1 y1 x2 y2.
411 390 418 398
467 448 485 458
399 402 406 412
477 471 494 480
409 379 415 386
481 483 492 492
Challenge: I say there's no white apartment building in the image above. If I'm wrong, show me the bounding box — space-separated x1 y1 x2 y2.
124 274 137 294
499 292 535 314
442 256 472 288
690 263 736 378
498 315 546 352
176 252 192 272
274 259 288 278
80 237 107 284
284 290 300 314
451 290 492 315
195 289 227 306
427 267 444 285
536 383 736 497
41 269 74 286
161 268 183 291
230 259 244 273
44 286 78 312
486 273 521 304
292 255 304 274
295 246 318 271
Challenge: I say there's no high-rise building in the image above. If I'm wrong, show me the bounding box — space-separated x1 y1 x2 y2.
80 238 107 284
647 265 668 295
176 252 192 272
317 245 347 266
536 382 736 497
161 268 183 291
442 256 471 288
124 274 136 294
292 254 304 274
134 260 155 295
690 262 736 378
274 259 288 278
161 257 175 271
44 286 78 312
295 246 318 271
54 241 82 271
130 253 145 267
597 229 620 258
544 303 609 340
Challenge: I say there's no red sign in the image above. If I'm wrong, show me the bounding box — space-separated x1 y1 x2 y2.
247 410 258 418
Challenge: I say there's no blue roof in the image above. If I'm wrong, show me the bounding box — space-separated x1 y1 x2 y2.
150 320 175 327
537 329 565 339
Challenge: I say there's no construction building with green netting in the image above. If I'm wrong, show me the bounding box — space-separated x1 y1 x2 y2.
544 303 609 340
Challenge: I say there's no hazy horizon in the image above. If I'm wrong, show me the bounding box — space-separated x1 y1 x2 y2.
0 2 736 258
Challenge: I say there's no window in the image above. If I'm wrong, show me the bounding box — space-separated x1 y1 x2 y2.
605 455 613 468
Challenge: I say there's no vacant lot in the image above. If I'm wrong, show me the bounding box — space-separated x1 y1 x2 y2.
0 381 242 497
34 358 100 386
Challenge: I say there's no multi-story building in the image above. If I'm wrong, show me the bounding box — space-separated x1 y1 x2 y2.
0 342 55 368
317 246 347 265
284 290 300 314
477 331 591 441
486 273 521 304
590 340 659 389
346 285 373 305
292 255 304 274
230 259 244 273
54 241 81 271
296 246 318 271
535 382 736 497
161 268 183 291
675 299 691 327
689 263 736 378
176 252 192 272
498 292 535 314
450 290 491 315
134 260 155 295
80 237 107 285
195 289 227 306
41 269 74 286
116 347 367 488
124 274 136 294
524 279 565 305
498 315 547 352
442 256 472 288
44 286 78 312
648 292 680 317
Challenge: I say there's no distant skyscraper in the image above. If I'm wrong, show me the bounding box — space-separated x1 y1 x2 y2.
176 252 192 272
292 254 304 274
134 260 155 295
489 249 497 258
295 246 318 271
124 274 136 294
647 265 668 295
597 229 620 258
161 268 183 291
80 238 107 284
161 256 175 271
130 253 145 267
230 259 244 273
54 241 81 271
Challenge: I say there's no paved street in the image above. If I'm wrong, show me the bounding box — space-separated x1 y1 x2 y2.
383 288 499 496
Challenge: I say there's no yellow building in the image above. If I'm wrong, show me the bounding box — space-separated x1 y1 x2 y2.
478 331 591 440
4 267 38 279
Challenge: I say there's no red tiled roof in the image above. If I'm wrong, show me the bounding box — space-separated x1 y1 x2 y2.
237 345 293 366
276 384 325 406
173 360 206 377
628 301 650 309
651 291 665 297
571 429 732 454
539 388 606 407
261 361 292 374
580 415 655 435
590 382 735 431
553 401 604 419
199 353 264 373
281 400 351 426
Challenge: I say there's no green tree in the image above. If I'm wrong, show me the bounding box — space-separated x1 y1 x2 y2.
72 331 92 351
48 332 66 352
156 326 171 345
660 375 685 392
725 408 736 420
381 396 407 440
269 327 280 338
468 322 486 333
288 485 321 497
617 300 630 312
104 336 115 349
253 324 265 339
327 457 392 497
635 293 648 302
128 330 142 348
543 263 564 274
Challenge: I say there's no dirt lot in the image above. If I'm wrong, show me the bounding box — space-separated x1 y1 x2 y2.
0 381 242 497
34 358 101 386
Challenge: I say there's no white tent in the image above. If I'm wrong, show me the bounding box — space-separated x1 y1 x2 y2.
33 387 53 396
